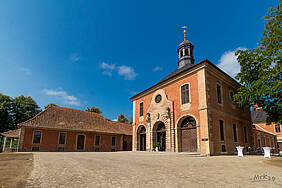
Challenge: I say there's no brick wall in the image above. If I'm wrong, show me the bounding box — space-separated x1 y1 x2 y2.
19 127 131 152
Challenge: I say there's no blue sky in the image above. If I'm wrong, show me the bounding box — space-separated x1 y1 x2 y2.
0 0 278 120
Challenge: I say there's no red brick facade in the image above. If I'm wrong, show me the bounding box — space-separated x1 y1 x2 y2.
18 106 132 152
131 60 253 155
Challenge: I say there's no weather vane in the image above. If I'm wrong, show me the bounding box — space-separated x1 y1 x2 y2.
181 26 187 40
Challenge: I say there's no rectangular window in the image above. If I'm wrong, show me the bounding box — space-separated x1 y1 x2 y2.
275 124 281 132
140 102 144 117
59 133 66 145
219 120 224 141
112 136 116 146
233 124 238 142
217 84 222 104
33 131 41 144
95 135 100 146
244 127 248 143
181 84 190 104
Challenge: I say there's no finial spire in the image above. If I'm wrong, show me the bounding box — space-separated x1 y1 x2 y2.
181 26 187 40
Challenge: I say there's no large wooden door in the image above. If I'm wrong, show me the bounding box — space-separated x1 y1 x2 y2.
77 135 85 150
180 116 197 152
181 128 197 152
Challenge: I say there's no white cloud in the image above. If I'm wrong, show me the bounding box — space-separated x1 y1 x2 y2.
99 62 137 80
19 67 31 75
42 89 80 106
70 53 80 62
153 66 163 72
217 47 247 78
100 62 115 70
113 118 118 121
118 65 137 80
100 62 116 77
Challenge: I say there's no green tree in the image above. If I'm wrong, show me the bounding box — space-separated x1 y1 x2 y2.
117 113 129 123
44 103 58 109
0 93 14 132
235 4 282 124
85 106 102 114
12 95 41 125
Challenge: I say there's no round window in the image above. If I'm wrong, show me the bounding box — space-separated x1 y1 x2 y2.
155 94 162 103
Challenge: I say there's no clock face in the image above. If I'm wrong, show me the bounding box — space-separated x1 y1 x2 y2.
155 94 162 103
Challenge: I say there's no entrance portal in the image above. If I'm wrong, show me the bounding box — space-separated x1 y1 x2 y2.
154 122 166 151
137 126 146 151
179 116 197 152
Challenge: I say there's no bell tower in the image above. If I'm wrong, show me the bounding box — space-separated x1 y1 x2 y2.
177 26 195 68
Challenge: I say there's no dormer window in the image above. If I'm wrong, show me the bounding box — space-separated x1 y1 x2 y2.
275 124 281 132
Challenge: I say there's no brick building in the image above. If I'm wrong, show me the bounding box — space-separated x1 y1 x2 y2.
251 107 281 154
18 106 132 152
130 33 253 155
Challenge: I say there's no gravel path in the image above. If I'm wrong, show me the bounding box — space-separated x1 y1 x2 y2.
25 152 282 188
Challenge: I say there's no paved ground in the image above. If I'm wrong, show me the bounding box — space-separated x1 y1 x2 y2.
25 152 281 188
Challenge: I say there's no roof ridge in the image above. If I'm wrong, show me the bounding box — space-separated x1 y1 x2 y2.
53 106 106 119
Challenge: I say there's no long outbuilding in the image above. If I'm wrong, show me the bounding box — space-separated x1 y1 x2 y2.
17 106 132 152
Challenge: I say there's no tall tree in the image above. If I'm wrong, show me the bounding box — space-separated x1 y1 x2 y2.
117 113 129 123
85 106 102 114
0 93 14 132
12 95 41 125
44 103 58 109
235 4 281 124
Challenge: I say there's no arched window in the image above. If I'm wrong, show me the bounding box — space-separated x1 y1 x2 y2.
181 84 190 104
180 51 183 57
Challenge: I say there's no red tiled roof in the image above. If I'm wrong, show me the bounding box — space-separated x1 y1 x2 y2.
18 106 132 135
252 124 276 136
1 129 20 138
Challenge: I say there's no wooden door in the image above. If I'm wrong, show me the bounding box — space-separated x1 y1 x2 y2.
181 128 197 152
77 135 85 150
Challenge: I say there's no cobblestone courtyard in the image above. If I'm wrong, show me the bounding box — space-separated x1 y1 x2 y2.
25 152 281 188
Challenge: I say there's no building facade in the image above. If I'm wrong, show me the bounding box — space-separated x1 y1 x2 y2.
251 107 281 154
18 106 132 152
130 36 253 155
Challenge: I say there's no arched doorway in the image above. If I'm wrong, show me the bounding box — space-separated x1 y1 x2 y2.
179 116 197 152
137 125 146 151
153 122 166 151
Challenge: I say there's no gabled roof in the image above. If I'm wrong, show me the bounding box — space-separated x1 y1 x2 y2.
130 59 240 100
0 129 20 138
252 124 275 136
251 108 268 123
18 106 132 135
